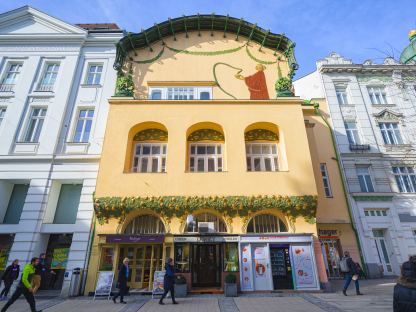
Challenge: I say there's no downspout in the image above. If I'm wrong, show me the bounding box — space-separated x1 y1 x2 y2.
80 212 96 295
302 100 367 275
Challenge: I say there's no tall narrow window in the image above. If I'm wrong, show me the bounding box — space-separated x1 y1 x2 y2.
38 63 59 91
368 86 387 105
344 121 361 145
1 63 22 92
356 166 375 192
393 166 416 193
3 184 29 224
0 107 6 127
53 184 82 224
24 108 47 142
335 87 348 105
189 143 223 172
85 64 103 85
133 143 167 173
320 163 332 197
379 122 403 145
73 109 94 143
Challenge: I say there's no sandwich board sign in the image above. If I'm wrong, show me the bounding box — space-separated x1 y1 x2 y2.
152 270 166 298
94 271 114 300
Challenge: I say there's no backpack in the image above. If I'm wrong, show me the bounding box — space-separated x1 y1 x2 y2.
339 257 350 273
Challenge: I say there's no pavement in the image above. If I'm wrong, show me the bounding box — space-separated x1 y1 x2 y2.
0 278 396 312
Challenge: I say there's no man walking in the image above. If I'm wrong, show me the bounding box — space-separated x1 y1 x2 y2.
159 258 178 305
341 251 363 296
112 258 129 304
1 257 41 312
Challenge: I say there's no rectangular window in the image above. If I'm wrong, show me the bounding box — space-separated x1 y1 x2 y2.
85 64 103 85
1 63 22 92
73 109 94 143
368 86 387 105
320 163 332 197
379 122 403 145
0 107 6 127
53 184 82 224
133 143 167 173
38 63 59 91
168 87 194 100
393 166 416 193
356 166 375 192
189 143 223 172
335 87 348 105
364 209 388 217
148 86 212 100
344 122 361 145
224 243 239 272
246 143 279 172
174 243 190 273
3 184 29 224
23 107 47 142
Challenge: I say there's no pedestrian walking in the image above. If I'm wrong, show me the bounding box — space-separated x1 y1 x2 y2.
393 255 416 312
339 251 363 296
159 258 178 305
112 257 129 304
1 257 41 312
0 259 20 300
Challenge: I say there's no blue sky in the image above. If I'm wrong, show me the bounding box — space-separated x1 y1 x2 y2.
1 0 415 77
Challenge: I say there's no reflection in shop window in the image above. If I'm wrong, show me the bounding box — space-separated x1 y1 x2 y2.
224 243 239 272
185 213 227 233
100 247 114 271
175 243 190 273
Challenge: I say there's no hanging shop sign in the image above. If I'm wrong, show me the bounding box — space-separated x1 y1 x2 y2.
290 245 316 289
173 236 239 243
51 248 69 269
105 234 165 244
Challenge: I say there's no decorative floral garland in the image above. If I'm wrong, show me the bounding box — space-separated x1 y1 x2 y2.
94 195 317 224
245 45 277 65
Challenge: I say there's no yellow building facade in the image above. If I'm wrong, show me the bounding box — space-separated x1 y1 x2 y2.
85 16 358 294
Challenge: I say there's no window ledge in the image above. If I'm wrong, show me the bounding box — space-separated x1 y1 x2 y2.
126 171 167 174
371 103 396 107
29 91 55 98
13 142 39 154
64 142 90 154
80 84 102 88
0 92 14 98
339 104 355 107
185 171 228 173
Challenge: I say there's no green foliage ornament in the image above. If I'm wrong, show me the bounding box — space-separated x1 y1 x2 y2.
114 70 134 97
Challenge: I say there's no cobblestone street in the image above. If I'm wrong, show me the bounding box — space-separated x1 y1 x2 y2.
0 278 395 312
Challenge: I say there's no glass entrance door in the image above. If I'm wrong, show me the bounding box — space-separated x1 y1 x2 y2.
372 229 393 275
251 244 272 291
119 244 163 290
192 244 221 287
321 239 342 278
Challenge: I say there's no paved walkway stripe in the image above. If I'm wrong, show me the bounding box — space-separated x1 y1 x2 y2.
300 294 345 312
121 298 149 312
218 297 239 312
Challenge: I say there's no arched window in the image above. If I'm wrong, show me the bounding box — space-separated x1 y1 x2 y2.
132 128 168 173
187 126 224 172
245 127 279 172
123 215 165 234
247 214 287 233
185 213 227 233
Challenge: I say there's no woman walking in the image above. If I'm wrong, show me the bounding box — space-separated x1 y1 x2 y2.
112 258 129 304
0 260 20 300
159 258 178 305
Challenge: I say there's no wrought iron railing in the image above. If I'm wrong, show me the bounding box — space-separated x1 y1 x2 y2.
349 144 370 151
36 84 54 92
0 84 14 92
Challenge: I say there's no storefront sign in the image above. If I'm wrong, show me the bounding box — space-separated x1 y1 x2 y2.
51 248 69 269
240 235 313 243
240 243 253 291
152 270 166 298
174 236 239 243
290 245 316 289
94 271 114 300
318 229 338 237
105 234 165 244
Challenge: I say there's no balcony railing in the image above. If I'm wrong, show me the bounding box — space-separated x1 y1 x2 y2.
349 144 370 151
0 84 14 92
36 84 54 92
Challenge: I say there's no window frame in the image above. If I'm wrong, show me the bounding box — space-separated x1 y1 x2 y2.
344 121 362 145
378 122 404 145
132 142 167 173
148 86 212 100
246 214 288 233
0 107 6 127
22 107 47 143
188 142 223 172
245 142 279 172
84 63 103 85
37 62 60 91
72 108 95 143
320 163 333 197
356 166 375 192
368 86 388 105
335 86 349 105
393 166 416 193
0 62 23 91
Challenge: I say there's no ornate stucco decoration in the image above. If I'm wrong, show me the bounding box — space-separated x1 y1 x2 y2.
244 129 278 141
373 109 403 121
188 129 224 141
133 129 168 141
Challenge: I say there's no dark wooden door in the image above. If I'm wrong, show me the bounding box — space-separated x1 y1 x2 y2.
192 244 220 287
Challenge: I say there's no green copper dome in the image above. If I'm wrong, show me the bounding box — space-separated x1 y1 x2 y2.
400 30 416 64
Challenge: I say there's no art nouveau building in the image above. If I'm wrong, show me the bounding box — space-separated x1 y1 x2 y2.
84 15 363 295
295 31 416 277
0 6 122 296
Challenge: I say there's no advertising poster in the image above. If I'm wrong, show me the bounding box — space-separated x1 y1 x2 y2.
152 270 166 297
94 271 115 299
0 249 9 271
290 245 316 288
240 243 253 291
51 248 69 269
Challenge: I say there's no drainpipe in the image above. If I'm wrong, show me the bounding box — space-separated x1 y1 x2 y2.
302 100 367 275
80 212 96 295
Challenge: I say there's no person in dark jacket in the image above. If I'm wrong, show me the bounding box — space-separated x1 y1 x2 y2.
0 260 20 300
393 255 416 312
112 258 129 304
159 258 178 305
342 251 363 296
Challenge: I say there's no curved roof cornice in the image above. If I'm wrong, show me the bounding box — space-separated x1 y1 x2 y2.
114 14 297 70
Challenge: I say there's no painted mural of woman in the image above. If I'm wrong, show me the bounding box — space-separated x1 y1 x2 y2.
235 64 269 100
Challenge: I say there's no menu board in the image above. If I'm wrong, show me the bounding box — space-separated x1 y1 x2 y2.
240 243 253 291
152 271 166 297
290 245 316 288
94 271 115 300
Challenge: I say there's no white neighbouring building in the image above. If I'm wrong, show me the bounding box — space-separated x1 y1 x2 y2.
294 35 416 278
0 6 123 296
